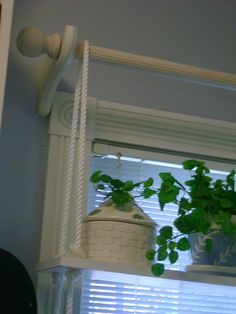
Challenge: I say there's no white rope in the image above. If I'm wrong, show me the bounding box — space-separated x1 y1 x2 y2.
73 40 90 251
57 40 89 256
57 59 83 256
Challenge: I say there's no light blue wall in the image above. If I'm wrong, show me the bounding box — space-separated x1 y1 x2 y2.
0 0 236 282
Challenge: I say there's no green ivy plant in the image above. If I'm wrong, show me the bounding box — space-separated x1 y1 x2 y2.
90 170 155 207
146 159 236 276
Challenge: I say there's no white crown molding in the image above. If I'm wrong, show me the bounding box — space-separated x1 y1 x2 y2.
50 92 236 162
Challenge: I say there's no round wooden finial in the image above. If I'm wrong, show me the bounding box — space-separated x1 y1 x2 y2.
16 27 62 59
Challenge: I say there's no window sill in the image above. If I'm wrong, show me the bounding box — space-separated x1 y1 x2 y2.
37 256 236 288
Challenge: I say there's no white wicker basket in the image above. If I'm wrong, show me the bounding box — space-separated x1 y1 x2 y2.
82 200 157 266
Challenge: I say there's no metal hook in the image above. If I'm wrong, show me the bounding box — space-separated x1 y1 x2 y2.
116 152 122 178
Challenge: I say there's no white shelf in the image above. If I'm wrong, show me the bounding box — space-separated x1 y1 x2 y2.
36 256 236 288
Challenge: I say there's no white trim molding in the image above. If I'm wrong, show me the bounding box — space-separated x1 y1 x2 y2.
50 92 236 161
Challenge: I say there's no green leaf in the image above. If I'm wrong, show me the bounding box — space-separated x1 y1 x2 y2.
158 183 180 210
151 263 165 276
100 174 112 183
160 226 173 239
168 241 176 250
159 172 175 184
145 249 156 261
90 170 102 183
220 198 233 209
169 250 179 264
179 197 191 211
202 176 212 183
226 170 235 190
215 211 231 225
111 179 124 188
199 220 211 234
174 215 195 234
183 160 209 174
183 159 198 170
176 237 191 251
143 188 156 199
185 180 196 187
156 235 167 246
157 247 168 261
144 177 154 187
232 224 236 235
97 184 105 190
111 190 130 206
222 222 233 234
205 239 213 252
122 180 134 191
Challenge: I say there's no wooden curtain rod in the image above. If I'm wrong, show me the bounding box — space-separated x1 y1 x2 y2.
79 43 236 90
16 26 236 116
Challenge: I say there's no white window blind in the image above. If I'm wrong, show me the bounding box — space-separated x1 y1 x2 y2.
81 153 236 314
80 274 236 314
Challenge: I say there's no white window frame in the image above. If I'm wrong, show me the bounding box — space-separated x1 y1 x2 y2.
40 90 236 265
37 91 236 314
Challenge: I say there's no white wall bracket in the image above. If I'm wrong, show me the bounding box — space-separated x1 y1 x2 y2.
17 25 78 116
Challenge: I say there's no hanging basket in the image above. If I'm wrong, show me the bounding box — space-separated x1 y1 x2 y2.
81 199 157 267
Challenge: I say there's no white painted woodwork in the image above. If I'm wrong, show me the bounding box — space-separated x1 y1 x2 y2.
80 43 236 91
93 100 236 162
37 258 236 314
17 27 61 59
16 26 236 118
39 92 93 262
48 93 236 161
0 0 14 130
38 92 236 312
36 256 236 288
51 272 66 314
40 91 236 262
36 26 77 117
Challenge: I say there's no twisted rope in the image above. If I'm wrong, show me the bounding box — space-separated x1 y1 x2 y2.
57 62 83 256
74 40 90 250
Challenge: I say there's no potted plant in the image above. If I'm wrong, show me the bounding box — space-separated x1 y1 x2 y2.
81 171 157 266
146 159 236 276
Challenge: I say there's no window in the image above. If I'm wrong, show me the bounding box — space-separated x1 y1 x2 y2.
38 95 236 314
81 273 236 314
81 153 236 314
